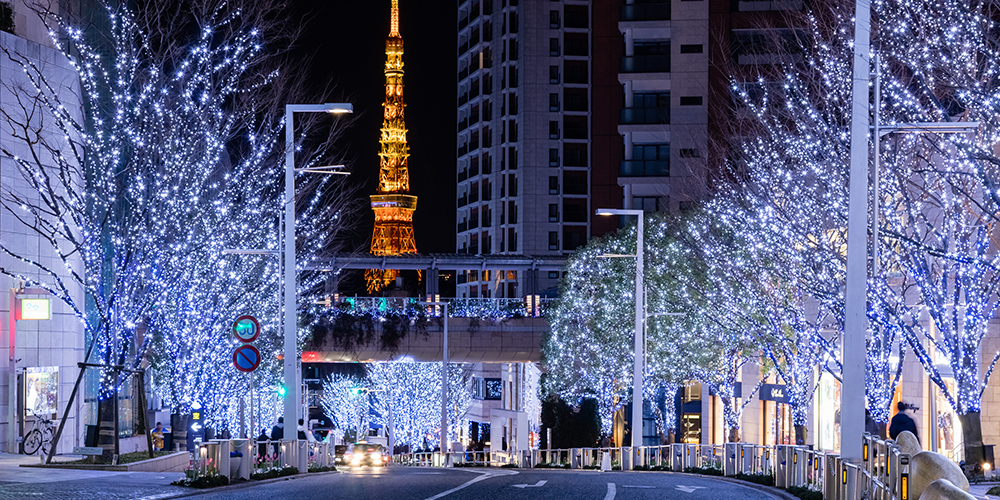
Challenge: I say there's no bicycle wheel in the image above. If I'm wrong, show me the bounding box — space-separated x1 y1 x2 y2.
40 427 55 456
23 429 43 455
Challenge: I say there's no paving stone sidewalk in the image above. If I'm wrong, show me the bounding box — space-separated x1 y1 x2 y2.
0 453 189 500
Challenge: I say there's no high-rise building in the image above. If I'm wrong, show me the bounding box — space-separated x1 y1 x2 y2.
456 0 603 298
452 0 729 299
367 0 419 293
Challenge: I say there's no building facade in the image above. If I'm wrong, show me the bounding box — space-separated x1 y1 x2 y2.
0 0 86 455
455 0 601 298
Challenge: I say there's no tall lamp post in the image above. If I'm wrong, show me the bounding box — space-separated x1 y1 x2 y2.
283 103 352 443
595 208 644 456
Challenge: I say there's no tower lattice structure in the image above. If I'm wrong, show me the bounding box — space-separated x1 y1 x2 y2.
366 0 417 292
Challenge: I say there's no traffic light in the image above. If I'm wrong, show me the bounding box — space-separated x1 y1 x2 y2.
349 387 364 395
277 384 286 397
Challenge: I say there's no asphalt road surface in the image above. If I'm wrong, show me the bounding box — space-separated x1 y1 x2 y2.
190 466 782 500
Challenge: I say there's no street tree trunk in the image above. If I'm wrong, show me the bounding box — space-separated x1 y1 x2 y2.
794 424 808 446
96 397 117 463
728 427 740 443
957 412 984 468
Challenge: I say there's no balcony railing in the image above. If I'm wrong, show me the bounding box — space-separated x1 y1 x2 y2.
620 3 671 21
620 55 671 73
620 159 670 177
620 106 670 124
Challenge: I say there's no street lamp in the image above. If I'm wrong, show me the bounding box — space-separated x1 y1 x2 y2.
595 208 645 456
283 103 352 452
421 301 450 462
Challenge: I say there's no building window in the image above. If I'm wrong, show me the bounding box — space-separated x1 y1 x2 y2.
548 231 559 250
634 40 671 56
680 96 703 105
564 88 587 111
634 92 670 108
549 121 560 139
563 116 587 139
549 65 560 84
548 271 560 279
549 93 560 111
632 196 660 212
550 38 560 56
564 61 588 83
564 144 587 166
633 143 670 161
564 5 589 28
679 148 701 158
549 10 560 28
549 148 560 167
549 204 559 222
549 176 559 194
680 44 704 53
564 33 588 56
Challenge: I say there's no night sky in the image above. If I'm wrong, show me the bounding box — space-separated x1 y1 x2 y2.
295 1 458 255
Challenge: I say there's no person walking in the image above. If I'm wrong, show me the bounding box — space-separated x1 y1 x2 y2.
889 401 919 442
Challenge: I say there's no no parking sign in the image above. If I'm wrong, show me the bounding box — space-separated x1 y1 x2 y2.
232 345 261 373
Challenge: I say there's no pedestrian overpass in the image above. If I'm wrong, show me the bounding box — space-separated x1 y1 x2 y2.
303 297 552 363
303 253 566 363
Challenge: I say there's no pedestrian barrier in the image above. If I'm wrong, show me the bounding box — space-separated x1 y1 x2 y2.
189 439 334 480
390 433 909 500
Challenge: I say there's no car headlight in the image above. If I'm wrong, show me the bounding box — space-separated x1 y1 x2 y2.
371 452 382 462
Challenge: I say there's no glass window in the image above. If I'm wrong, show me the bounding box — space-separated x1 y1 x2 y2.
549 148 559 167
634 40 671 56
632 143 670 160
549 93 560 111
634 92 670 108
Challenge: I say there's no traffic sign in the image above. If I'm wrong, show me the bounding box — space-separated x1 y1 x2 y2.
233 345 261 373
232 315 260 343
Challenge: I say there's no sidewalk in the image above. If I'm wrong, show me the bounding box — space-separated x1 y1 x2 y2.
0 453 188 500
971 482 1000 499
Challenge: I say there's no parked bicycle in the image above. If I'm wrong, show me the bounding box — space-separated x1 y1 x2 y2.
23 410 55 456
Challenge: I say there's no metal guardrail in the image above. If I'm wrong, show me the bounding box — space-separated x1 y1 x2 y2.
392 434 909 500
333 296 552 318
190 439 333 479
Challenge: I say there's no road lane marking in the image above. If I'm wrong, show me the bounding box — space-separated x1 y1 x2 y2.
675 485 707 493
422 470 517 500
512 480 547 488
604 482 616 500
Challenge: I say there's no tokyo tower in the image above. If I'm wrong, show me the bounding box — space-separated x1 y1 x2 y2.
366 0 417 292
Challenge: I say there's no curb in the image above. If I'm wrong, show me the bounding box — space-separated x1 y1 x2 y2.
156 469 343 499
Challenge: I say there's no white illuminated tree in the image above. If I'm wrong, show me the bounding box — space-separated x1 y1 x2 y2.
366 361 473 451
0 0 357 452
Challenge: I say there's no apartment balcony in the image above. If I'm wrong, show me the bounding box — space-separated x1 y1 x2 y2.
620 55 671 73
620 3 671 21
620 106 670 125
619 160 670 177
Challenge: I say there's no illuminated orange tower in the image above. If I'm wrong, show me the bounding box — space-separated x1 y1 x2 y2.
366 0 417 292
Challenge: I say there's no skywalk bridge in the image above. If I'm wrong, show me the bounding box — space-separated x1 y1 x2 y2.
303 253 568 363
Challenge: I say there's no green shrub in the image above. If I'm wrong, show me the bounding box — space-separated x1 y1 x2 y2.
786 486 823 500
987 486 1000 496
684 466 723 476
171 474 230 489
307 465 336 473
249 466 299 481
533 462 569 469
734 472 776 486
500 463 519 468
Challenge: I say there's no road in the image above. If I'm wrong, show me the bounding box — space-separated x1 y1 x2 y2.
190 466 782 500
